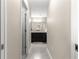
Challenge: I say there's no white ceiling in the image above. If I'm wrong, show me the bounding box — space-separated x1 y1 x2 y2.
24 0 49 17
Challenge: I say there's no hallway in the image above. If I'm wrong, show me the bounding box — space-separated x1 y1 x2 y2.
27 43 52 59
0 0 78 59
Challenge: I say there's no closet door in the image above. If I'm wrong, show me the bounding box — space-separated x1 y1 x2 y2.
0 0 5 59
0 0 1 58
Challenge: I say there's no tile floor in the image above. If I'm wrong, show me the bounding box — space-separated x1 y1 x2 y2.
27 43 52 59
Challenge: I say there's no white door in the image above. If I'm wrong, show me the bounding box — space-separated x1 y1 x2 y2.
1 0 5 59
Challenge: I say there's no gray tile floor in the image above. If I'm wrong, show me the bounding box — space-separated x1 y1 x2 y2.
27 43 52 59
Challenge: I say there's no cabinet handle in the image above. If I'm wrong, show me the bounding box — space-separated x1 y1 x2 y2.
1 44 4 50
75 44 78 52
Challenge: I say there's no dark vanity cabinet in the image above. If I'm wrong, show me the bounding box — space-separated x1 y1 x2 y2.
31 32 47 43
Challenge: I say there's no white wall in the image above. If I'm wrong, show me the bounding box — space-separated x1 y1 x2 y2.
47 0 71 59
7 0 21 59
